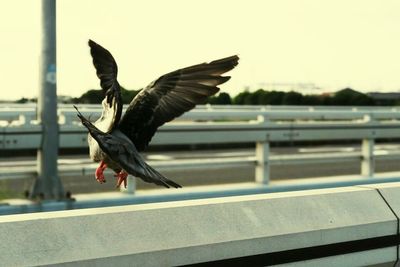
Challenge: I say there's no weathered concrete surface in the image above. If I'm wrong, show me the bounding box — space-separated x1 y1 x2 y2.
0 186 397 266
362 181 400 267
366 182 400 219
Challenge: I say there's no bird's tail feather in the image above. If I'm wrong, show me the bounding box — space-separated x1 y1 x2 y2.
140 160 182 188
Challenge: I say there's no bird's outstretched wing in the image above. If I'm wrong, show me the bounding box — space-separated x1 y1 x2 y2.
89 39 122 133
118 55 239 151
75 106 181 188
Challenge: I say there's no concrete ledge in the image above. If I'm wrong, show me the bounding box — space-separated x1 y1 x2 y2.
364 182 400 220
0 186 398 266
361 182 400 264
4 173 400 216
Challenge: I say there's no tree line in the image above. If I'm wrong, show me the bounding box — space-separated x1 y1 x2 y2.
207 87 391 106
213 88 377 106
13 87 398 106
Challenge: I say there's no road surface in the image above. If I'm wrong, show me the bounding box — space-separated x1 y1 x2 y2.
1 143 400 198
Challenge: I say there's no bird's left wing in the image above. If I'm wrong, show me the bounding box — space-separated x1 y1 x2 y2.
75 106 181 188
88 39 123 133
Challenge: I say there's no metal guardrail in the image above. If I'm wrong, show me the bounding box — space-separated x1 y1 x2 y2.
1 104 400 194
1 103 400 125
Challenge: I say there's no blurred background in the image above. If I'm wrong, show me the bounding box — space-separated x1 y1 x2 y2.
1 0 400 200
2 0 400 101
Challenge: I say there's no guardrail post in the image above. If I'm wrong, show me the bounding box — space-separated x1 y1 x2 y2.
361 115 375 177
255 141 270 184
120 175 136 194
256 115 270 184
361 138 374 177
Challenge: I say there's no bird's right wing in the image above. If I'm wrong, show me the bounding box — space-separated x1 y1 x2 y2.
88 39 123 133
118 55 239 151
75 106 181 188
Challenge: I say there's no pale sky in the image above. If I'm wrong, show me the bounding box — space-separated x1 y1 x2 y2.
1 0 400 100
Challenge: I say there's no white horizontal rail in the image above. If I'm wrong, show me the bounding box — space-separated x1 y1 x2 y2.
3 103 400 110
1 121 400 151
0 184 398 266
1 104 400 126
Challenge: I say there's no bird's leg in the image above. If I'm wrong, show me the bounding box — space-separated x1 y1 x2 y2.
114 170 129 188
95 160 107 184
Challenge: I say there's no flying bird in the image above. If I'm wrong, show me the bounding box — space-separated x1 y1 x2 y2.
75 39 239 188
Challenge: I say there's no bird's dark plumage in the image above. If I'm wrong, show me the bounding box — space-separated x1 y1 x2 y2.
77 39 239 188
88 40 122 132
119 55 239 151
74 106 181 188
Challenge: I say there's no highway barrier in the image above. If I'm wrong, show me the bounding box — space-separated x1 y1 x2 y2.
1 183 399 266
1 104 400 194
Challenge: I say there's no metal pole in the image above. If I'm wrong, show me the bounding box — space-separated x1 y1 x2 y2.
255 115 270 184
361 138 375 177
120 175 136 194
361 115 375 177
255 141 270 184
30 0 64 199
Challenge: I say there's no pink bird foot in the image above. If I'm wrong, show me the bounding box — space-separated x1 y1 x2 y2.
95 160 107 184
114 171 129 188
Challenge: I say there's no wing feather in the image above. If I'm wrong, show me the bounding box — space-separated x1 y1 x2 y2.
119 55 239 151
88 39 123 132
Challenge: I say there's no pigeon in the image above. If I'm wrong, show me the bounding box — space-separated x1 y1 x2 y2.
75 39 239 188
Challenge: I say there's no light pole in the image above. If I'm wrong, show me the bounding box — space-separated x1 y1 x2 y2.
30 0 64 199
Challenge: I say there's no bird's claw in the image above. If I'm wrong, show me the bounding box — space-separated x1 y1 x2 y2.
115 171 128 188
96 174 106 184
95 161 107 184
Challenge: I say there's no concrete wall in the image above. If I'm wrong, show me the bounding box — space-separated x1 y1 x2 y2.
1 184 400 266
